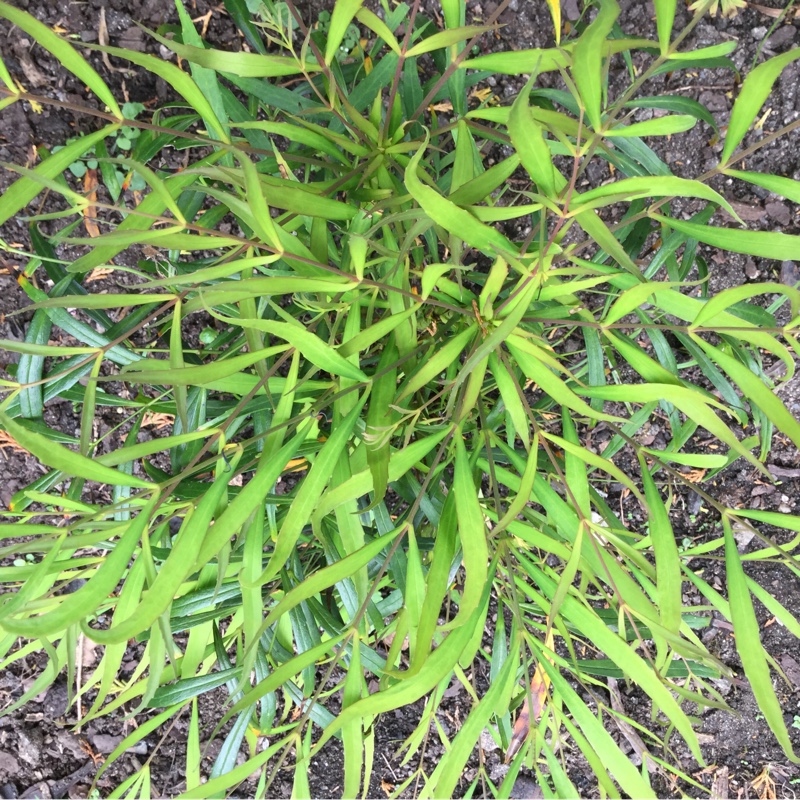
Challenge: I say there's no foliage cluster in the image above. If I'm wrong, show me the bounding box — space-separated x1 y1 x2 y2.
1 0 800 796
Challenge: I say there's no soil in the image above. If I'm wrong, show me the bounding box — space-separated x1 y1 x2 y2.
1 0 799 797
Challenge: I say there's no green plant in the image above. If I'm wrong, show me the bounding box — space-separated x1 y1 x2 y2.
315 9 361 59
0 0 799 796
51 101 147 196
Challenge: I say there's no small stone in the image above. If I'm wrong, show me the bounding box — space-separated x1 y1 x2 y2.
779 503 792 514
19 785 49 800
479 729 501 753
41 680 68 719
751 26 768 40
713 678 733 696
118 26 145 52
0 784 18 800
781 260 799 287
766 25 796 50
698 91 727 112
744 258 759 279
728 202 764 222
17 730 43 767
511 776 544 799
490 762 510 782
0 754 19 775
780 654 800 687
54 730 85 760
91 734 122 754
766 201 791 226
732 521 755 552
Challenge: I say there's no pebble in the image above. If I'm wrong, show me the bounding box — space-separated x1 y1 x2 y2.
479 729 500 753
19 785 49 800
563 0 581 20
698 91 727 112
16 730 43 768
91 733 122 754
765 201 791 226
780 654 800 686
766 25 796 51
510 776 544 799
119 26 145 52
41 680 68 720
732 521 755 552
781 260 800 287
0 754 19 776
751 26 768 40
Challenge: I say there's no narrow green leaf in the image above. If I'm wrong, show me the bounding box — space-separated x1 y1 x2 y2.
722 48 800 163
625 95 718 132
151 666 240 707
427 633 519 799
605 115 696 137
355 7 401 55
186 698 201 792
93 43 228 141
652 214 800 262
82 457 236 644
506 336 619 423
174 0 228 135
653 0 676 55
406 25 494 58
724 169 800 205
691 336 800 450
0 1 121 117
668 41 737 61
17 310 51 419
258 395 366 584
639 457 681 635
509 81 559 198
450 436 489 625
460 48 570 75
0 412 151 488
405 140 517 257
118 346 283 387
365 342 398 505
223 0 267 54
213 315 367 382
572 0 619 131
724 517 799 762
0 126 118 228
147 28 315 80
398 326 476 401
311 592 490 755
325 0 364 65
575 176 734 219
580 383 768 476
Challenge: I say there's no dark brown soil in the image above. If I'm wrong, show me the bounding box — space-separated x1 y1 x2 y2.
1 0 799 797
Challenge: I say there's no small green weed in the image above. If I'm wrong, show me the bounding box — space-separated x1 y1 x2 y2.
51 101 147 195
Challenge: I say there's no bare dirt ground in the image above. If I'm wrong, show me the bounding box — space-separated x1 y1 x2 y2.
0 0 799 797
